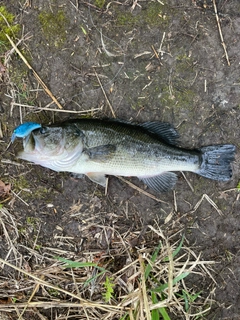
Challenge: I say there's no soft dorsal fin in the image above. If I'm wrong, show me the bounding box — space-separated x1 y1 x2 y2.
139 122 179 146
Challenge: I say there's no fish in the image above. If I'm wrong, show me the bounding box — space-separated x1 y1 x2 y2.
11 122 42 143
16 118 236 192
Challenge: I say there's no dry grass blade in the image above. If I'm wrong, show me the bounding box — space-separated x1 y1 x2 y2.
139 255 151 320
117 176 169 204
18 276 44 320
181 171 194 192
212 0 230 66
167 243 174 302
12 102 102 114
190 193 223 216
5 34 63 109
0 211 216 319
0 257 127 313
94 68 116 118
0 206 19 263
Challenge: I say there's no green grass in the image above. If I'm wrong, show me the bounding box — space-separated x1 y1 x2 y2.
0 5 20 55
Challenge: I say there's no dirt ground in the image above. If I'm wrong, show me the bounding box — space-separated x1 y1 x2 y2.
0 0 240 319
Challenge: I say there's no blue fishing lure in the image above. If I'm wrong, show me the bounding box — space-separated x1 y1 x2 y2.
11 122 42 143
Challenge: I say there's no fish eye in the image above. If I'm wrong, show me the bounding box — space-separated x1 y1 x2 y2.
39 127 47 134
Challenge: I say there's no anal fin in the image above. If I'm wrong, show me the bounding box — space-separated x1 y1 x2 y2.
140 172 178 193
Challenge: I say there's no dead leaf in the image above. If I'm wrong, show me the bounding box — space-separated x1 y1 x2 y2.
0 180 11 200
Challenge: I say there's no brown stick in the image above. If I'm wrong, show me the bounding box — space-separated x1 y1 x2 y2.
212 0 230 66
94 69 116 118
117 176 169 204
6 34 63 108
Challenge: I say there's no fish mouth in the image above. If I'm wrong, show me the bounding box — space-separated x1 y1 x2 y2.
23 131 36 151
17 125 84 171
17 126 61 166
17 128 43 160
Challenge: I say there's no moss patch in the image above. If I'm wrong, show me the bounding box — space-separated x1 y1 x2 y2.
12 175 29 192
116 2 169 28
94 0 106 9
9 62 35 104
159 84 196 110
38 10 68 48
158 50 197 111
144 2 168 26
0 6 21 53
32 186 49 200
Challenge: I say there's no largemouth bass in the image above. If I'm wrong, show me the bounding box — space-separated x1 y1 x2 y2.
16 119 235 192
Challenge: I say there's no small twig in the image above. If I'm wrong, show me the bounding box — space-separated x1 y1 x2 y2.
151 45 162 66
204 79 207 93
11 102 101 114
18 276 44 320
139 255 151 320
100 31 119 57
11 190 29 207
0 121 3 139
117 176 169 204
190 193 223 216
212 0 230 66
0 257 127 312
167 243 174 301
130 0 140 12
94 69 116 118
134 51 151 59
105 176 109 196
181 172 194 192
151 45 160 60
5 34 63 108
158 31 166 54
1 159 25 166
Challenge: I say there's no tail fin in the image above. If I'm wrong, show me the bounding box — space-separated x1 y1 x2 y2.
197 144 235 181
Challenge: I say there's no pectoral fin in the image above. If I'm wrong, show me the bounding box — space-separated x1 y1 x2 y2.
140 172 178 193
84 144 116 163
86 172 107 187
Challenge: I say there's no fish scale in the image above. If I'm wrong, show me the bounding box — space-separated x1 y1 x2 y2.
72 121 199 176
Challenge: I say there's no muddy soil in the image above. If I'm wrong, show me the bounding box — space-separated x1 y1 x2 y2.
0 0 240 319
